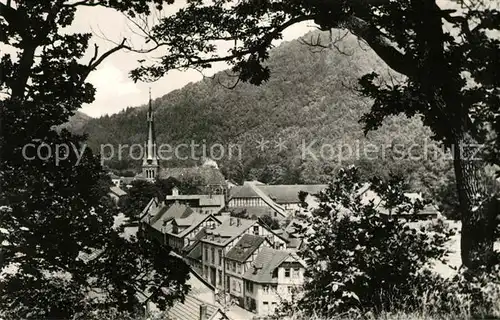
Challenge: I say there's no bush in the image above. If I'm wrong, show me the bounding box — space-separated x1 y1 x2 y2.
288 167 457 318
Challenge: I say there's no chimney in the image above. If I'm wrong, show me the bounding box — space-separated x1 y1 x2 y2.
199 304 207 320
172 187 179 196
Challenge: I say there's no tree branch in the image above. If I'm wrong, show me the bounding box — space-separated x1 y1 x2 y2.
63 0 101 8
82 38 127 80
342 16 415 77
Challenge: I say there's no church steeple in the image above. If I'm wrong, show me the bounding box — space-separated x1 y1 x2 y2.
142 89 159 181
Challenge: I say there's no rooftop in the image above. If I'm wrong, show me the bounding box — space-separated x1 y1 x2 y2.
165 294 220 320
225 234 266 263
166 194 225 207
109 186 127 197
182 228 208 254
168 214 220 238
149 202 194 232
186 241 202 261
159 166 226 186
242 247 292 283
260 184 327 203
229 184 327 204
202 217 257 246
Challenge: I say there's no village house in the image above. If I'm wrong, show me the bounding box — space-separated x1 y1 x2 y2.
224 234 271 307
140 201 195 243
200 217 288 291
227 182 287 219
108 185 127 205
242 247 306 316
163 213 222 252
184 228 210 274
166 187 225 215
228 182 326 219
258 184 326 213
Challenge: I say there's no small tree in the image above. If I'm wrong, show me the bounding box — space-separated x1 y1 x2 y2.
292 167 455 317
259 214 281 229
122 180 159 221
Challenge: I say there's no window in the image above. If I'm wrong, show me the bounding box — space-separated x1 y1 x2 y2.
236 263 240 274
245 281 253 293
288 286 292 293
263 302 269 313
204 247 208 261
218 270 222 286
237 282 241 293
271 284 277 292
293 268 300 279
285 268 291 278
263 285 269 293
218 249 222 266
211 248 215 264
204 266 208 278
253 225 259 235
272 269 278 278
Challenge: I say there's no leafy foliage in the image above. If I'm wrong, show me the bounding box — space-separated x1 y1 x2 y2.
259 214 281 229
0 1 189 318
292 167 456 317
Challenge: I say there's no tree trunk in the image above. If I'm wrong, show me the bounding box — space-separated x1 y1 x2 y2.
452 132 497 270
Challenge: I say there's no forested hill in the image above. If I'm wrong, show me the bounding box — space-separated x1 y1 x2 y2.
76 31 452 191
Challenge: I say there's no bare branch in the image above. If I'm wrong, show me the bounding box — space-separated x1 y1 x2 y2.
300 30 353 56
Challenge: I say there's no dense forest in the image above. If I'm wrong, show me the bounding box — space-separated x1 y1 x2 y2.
72 31 453 196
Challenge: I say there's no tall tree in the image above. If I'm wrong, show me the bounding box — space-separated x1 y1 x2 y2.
0 1 188 318
131 0 500 270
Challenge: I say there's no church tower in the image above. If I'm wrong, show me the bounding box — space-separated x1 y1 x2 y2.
142 89 159 181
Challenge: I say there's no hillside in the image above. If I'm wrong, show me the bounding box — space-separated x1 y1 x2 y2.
59 111 92 132
79 31 451 190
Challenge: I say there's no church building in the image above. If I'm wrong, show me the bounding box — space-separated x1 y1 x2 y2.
136 93 227 196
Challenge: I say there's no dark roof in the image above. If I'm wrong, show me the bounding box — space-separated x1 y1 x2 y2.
230 184 326 203
229 184 260 199
109 186 127 197
225 234 266 263
159 166 226 186
203 217 256 246
242 247 291 283
150 203 193 231
259 185 327 203
165 294 220 320
186 241 202 261
182 228 208 253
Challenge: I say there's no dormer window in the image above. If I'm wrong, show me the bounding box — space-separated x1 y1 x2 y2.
272 269 278 278
285 268 291 278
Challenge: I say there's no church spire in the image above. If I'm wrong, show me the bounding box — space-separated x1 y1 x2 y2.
142 88 159 181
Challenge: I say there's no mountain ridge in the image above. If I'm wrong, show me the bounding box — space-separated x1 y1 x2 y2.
72 31 449 190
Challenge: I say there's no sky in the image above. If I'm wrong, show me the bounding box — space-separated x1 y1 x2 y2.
71 4 314 118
